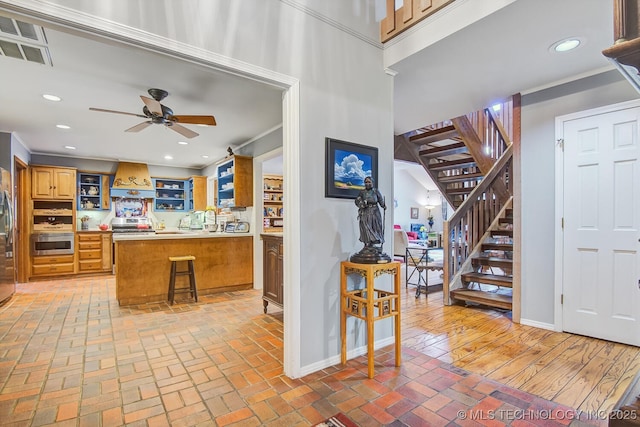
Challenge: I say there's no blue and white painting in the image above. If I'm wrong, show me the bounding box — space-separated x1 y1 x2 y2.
333 149 372 190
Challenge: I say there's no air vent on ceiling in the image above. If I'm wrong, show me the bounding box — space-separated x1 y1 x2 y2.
0 15 51 66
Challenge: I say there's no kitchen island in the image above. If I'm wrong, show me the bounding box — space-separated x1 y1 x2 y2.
113 231 253 305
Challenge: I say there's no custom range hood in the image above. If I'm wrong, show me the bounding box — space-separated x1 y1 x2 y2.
110 162 155 198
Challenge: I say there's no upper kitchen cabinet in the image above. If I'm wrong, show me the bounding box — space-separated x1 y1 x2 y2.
153 178 187 212
188 176 207 211
216 155 253 208
78 173 112 210
31 166 76 200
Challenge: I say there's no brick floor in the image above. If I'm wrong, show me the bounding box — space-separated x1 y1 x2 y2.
0 277 607 426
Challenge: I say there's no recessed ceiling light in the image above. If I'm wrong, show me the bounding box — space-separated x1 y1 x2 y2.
202 155 209 159
177 141 188 145
42 94 61 102
56 124 70 129
164 155 173 160
64 145 76 150
550 37 582 53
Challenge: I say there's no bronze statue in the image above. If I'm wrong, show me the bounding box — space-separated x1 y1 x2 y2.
350 176 391 264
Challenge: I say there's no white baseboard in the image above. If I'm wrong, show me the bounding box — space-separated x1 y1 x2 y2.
297 336 396 377
519 318 556 331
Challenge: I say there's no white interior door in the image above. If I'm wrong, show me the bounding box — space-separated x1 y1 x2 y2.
560 103 640 346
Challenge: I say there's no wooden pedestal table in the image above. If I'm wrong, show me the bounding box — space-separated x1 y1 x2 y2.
340 261 401 378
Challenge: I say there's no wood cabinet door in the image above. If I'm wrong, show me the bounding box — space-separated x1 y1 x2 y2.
191 176 207 211
263 239 281 304
32 168 54 198
101 234 112 271
54 169 76 198
277 242 283 304
234 155 253 207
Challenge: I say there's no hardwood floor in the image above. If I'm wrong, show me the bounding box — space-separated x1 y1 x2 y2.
403 271 640 415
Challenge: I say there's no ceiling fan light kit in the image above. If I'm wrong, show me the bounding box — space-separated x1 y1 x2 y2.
89 88 216 139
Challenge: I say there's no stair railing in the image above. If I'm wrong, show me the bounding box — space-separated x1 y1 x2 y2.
442 144 513 304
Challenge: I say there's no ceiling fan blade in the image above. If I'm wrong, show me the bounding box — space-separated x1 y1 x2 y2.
125 121 153 133
171 115 217 126
89 107 147 118
140 95 163 116
168 123 199 139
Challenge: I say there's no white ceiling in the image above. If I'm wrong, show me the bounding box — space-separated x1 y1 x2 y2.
0 0 626 171
0 24 284 169
390 0 618 133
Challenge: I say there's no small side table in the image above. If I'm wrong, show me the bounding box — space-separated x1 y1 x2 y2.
340 261 401 378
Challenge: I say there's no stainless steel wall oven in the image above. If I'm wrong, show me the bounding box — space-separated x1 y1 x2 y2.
31 232 75 256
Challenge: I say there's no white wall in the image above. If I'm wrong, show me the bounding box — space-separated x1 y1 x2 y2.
520 70 639 325
393 161 449 234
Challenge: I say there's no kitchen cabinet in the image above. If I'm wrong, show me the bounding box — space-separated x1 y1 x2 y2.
153 179 187 212
31 166 76 200
31 254 75 277
262 233 283 313
78 173 111 210
77 232 112 273
32 200 74 232
263 175 283 233
188 176 207 211
216 155 253 208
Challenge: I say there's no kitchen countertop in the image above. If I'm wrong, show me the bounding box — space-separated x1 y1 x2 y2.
112 229 253 241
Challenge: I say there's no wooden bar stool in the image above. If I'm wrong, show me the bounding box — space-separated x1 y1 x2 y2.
168 255 198 305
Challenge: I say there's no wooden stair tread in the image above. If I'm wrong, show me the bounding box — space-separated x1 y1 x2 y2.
499 217 513 224
490 229 513 237
472 256 513 268
429 157 477 171
419 142 467 158
439 172 484 183
461 272 513 287
450 289 513 310
409 125 457 144
446 187 475 196
482 243 513 251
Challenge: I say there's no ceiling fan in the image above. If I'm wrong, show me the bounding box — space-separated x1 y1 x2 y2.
89 88 216 139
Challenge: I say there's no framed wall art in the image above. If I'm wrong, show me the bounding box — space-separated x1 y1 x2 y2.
325 137 378 199
410 207 419 219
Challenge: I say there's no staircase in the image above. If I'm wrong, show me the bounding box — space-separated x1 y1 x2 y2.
451 207 513 310
397 108 512 210
395 95 520 314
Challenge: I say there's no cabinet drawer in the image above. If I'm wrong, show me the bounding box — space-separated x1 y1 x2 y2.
32 255 75 265
78 234 101 242
79 250 101 260
32 262 74 275
79 241 101 250
79 260 102 271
